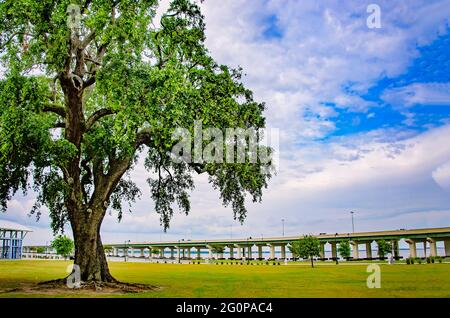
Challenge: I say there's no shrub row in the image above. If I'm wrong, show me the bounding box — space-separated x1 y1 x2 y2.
406 256 443 264
212 261 282 266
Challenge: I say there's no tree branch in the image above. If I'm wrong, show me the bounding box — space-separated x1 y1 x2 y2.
43 104 66 117
190 163 206 174
135 128 153 149
53 122 66 128
83 42 108 89
81 31 96 50
85 108 116 131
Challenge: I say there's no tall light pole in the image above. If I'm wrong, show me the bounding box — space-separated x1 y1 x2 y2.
334 233 339 265
177 239 181 264
281 219 285 237
350 211 355 233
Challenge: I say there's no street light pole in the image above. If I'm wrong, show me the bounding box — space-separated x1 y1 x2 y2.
243 237 247 262
177 239 180 264
350 211 355 233
334 233 339 265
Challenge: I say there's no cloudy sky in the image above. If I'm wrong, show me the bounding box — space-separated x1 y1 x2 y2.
3 0 450 245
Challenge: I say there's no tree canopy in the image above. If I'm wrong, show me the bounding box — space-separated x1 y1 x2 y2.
376 240 392 259
338 240 351 260
0 0 272 282
51 235 74 258
290 235 321 268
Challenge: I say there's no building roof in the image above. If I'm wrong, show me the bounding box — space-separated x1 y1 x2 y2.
0 219 33 232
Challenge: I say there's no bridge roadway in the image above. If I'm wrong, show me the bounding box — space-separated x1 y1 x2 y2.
103 226 450 261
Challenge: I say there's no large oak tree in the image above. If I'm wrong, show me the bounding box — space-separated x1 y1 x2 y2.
0 0 271 282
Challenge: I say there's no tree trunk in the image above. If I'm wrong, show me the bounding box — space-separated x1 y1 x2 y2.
70 208 116 283
310 256 314 268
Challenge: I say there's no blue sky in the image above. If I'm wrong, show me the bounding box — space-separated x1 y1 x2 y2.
3 0 450 245
329 31 450 138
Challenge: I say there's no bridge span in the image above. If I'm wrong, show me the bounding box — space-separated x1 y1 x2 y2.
103 226 450 261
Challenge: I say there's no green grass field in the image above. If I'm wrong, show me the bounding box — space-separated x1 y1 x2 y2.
1 260 450 298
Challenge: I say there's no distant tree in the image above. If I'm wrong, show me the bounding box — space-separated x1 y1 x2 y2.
103 245 113 255
338 240 351 260
150 248 160 257
376 240 392 260
51 235 74 259
36 247 45 254
210 246 225 253
288 243 300 261
291 235 321 268
210 245 225 259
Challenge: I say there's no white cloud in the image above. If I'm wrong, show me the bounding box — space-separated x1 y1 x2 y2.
432 161 450 193
382 83 450 108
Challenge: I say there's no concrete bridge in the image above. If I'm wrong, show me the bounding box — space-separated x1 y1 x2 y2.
107 226 450 261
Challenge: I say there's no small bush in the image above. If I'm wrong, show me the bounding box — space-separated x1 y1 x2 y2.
266 261 269 265
277 262 281 265
426 257 431 264
406 258 411 265
418 259 422 264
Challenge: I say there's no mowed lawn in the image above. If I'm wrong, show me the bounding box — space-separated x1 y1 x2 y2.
1 260 450 298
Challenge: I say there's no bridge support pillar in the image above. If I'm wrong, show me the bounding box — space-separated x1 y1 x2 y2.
423 241 427 258
129 248 134 258
237 245 242 259
445 240 450 257
280 244 286 260
391 240 400 259
170 247 174 259
366 242 372 259
319 242 325 259
269 245 275 260
427 238 437 257
187 248 191 259
257 245 263 260
331 242 337 260
208 246 214 259
405 239 417 258
140 248 145 257
351 241 359 260
195 247 201 259
247 245 253 260
228 246 234 259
